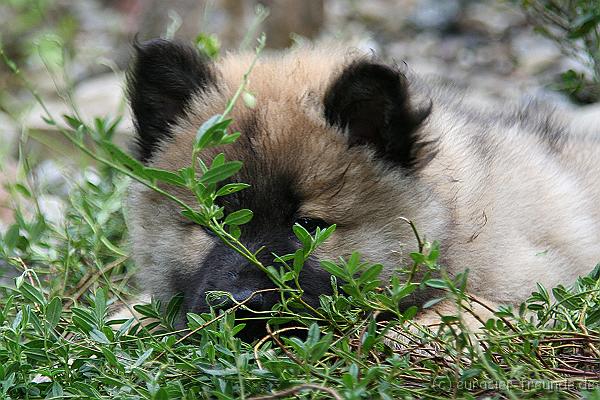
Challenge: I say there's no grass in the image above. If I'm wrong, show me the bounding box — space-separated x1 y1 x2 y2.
0 34 599 400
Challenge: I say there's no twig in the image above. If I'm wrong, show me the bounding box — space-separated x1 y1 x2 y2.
248 383 343 400
254 326 308 370
265 323 305 368
64 256 128 308
577 275 600 358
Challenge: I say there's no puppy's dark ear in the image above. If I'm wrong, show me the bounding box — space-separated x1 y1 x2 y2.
323 60 433 170
127 39 216 162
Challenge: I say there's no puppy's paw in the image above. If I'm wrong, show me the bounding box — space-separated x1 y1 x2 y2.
384 296 498 357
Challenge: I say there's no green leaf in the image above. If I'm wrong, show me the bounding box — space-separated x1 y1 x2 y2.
266 266 281 282
224 209 253 226
154 388 169 400
423 297 444 309
134 302 161 319
228 225 241 239
200 367 238 376
200 161 243 185
3 224 20 250
12 310 23 330
0 295 14 325
361 319 378 353
45 297 62 328
37 34 63 71
441 315 459 323
211 153 226 168
410 252 426 264
134 349 154 368
179 167 196 185
165 294 183 327
427 241 440 264
402 305 418 320
5 57 18 73
346 252 362 275
215 183 250 197
425 279 448 289
90 328 110 344
293 223 312 249
552 286 582 309
102 140 146 176
63 114 83 130
144 168 186 187
306 323 320 346
13 183 32 198
195 116 231 150
196 33 221 59
49 382 64 397
181 210 207 226
292 248 304 274
588 264 600 280
568 13 600 39
358 264 383 284
72 307 96 333
314 224 336 247
94 289 107 325
219 132 241 145
320 260 347 279
100 347 118 366
310 334 333 362
392 282 418 300
586 307 600 326
20 282 46 306
71 382 102 397
461 368 481 381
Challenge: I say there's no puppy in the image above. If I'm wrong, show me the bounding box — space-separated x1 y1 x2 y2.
124 39 600 335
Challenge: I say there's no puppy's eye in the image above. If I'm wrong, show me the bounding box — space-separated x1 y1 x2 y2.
295 217 329 233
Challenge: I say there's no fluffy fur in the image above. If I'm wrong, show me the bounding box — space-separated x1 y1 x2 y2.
125 39 600 334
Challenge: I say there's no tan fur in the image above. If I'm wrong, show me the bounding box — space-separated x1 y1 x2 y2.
127 44 600 330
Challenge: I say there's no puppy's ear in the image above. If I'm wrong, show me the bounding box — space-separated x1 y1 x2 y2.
126 39 216 163
323 60 433 170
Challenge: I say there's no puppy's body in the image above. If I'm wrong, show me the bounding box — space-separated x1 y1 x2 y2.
126 41 599 330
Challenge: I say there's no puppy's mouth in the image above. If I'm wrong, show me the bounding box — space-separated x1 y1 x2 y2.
205 290 321 342
234 309 311 342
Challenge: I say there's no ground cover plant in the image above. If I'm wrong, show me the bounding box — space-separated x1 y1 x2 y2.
0 29 599 400
513 0 600 103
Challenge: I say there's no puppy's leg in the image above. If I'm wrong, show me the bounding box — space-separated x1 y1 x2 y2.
412 295 498 331
386 295 499 353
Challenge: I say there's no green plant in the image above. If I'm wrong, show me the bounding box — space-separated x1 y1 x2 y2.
514 0 600 103
0 31 599 400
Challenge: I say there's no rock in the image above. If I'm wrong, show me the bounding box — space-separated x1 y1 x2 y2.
462 2 525 37
34 160 70 197
409 0 461 31
38 194 66 228
23 72 132 142
511 31 562 75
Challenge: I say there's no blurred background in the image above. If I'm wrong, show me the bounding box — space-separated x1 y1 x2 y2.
1 0 600 233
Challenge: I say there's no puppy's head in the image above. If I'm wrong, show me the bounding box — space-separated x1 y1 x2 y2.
126 39 441 333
